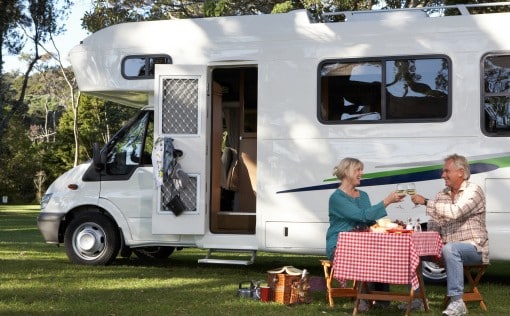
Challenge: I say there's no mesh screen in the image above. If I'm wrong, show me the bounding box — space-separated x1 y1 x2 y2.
161 78 199 134
161 176 198 213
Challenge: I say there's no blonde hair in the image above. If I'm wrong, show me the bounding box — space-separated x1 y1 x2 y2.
445 153 470 180
333 158 364 180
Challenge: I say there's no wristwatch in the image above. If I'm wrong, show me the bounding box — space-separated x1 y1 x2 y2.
423 199 429 205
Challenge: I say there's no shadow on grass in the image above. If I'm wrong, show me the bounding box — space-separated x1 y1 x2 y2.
112 249 326 278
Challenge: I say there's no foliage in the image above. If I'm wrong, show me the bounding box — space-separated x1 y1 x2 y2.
0 80 138 202
82 0 206 32
0 0 27 62
82 0 465 30
52 94 138 174
25 66 70 141
445 0 510 14
0 0 71 154
0 117 40 203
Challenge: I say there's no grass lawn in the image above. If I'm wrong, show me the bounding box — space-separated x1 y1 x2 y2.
1 205 509 315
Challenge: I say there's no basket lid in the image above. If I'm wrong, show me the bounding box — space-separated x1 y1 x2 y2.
267 266 307 276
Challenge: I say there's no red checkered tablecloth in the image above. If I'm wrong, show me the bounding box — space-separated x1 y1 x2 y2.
332 231 442 289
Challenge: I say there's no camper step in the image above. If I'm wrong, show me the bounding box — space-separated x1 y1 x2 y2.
198 249 257 265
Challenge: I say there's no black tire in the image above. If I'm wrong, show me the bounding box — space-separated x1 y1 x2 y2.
133 246 175 260
64 212 120 265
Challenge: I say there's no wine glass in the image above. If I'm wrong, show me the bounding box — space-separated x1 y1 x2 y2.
406 182 419 208
395 183 407 209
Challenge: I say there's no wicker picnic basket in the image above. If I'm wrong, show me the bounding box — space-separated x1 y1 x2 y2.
267 266 309 305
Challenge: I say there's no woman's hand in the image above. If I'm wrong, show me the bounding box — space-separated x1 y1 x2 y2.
383 191 405 207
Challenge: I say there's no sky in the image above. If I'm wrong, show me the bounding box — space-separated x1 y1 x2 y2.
3 0 91 73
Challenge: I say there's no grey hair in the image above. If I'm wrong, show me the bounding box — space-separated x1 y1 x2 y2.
445 153 470 180
333 157 364 180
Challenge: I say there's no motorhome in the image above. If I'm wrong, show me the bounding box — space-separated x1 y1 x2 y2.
37 3 510 282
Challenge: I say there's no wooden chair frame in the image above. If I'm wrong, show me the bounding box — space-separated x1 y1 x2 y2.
443 264 488 312
320 259 357 307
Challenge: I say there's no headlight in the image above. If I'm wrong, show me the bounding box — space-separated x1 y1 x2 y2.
40 193 53 210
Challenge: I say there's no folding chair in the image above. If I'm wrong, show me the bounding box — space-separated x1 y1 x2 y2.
320 259 357 307
443 264 488 311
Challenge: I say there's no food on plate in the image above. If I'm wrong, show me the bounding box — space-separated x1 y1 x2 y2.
370 225 387 233
370 218 408 233
376 218 392 227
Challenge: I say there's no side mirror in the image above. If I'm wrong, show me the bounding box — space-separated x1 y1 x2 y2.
92 143 106 171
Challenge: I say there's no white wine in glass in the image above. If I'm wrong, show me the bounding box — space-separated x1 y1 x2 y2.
406 183 416 196
407 183 419 208
396 184 407 209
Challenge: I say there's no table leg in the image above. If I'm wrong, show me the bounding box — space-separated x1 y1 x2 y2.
413 261 430 312
351 277 429 316
352 281 366 316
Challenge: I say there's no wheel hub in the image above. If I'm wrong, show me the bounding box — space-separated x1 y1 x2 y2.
75 226 105 256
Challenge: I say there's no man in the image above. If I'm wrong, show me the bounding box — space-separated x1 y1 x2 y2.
412 154 489 316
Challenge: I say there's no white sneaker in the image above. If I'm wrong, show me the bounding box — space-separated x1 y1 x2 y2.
442 300 468 316
398 298 425 311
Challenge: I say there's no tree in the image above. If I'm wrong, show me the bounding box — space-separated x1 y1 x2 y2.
81 0 459 31
0 0 71 153
0 115 40 203
25 65 69 143
0 1 26 75
52 94 137 174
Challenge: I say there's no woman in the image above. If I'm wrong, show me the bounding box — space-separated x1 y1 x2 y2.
326 157 403 259
326 157 403 311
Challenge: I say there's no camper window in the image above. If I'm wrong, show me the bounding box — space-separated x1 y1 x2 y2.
482 54 510 136
318 56 450 123
122 54 172 79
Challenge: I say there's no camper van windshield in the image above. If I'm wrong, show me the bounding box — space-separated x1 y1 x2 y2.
105 111 153 175
319 56 450 123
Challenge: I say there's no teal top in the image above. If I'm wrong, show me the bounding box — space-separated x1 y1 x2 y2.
326 188 387 260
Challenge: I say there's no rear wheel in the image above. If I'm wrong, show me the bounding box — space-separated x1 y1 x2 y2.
421 260 447 283
64 212 120 265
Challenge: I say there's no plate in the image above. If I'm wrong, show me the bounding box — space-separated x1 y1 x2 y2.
386 228 414 234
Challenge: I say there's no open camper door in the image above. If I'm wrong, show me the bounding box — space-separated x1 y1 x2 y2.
152 65 208 235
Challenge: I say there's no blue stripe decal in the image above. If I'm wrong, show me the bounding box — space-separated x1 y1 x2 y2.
276 162 498 194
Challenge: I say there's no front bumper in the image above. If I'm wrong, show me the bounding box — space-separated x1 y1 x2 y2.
37 212 64 244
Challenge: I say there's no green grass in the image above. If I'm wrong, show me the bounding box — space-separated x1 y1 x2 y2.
0 205 509 315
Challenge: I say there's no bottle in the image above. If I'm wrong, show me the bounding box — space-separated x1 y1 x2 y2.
414 218 422 232
406 218 414 230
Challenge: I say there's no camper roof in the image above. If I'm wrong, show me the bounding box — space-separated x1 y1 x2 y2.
68 3 510 107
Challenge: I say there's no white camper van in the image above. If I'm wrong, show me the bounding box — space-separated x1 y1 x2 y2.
38 3 510 282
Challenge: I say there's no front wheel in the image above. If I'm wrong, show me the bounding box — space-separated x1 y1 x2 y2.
64 212 120 265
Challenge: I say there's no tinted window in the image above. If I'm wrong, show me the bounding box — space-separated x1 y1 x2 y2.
122 55 172 79
482 54 510 136
319 56 450 123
